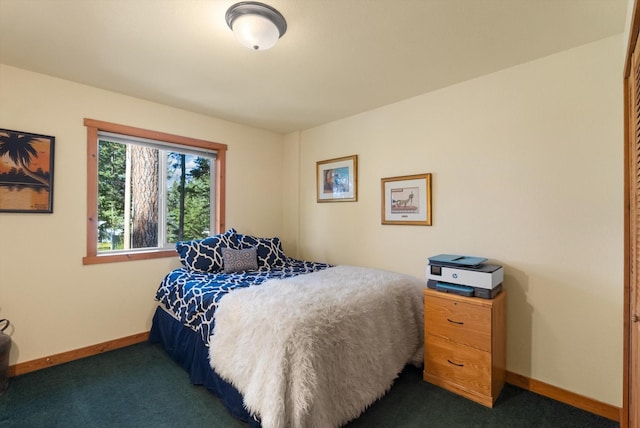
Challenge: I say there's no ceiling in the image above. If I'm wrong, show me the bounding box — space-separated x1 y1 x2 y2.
0 0 629 134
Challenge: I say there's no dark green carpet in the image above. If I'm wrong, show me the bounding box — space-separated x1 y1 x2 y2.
0 342 618 427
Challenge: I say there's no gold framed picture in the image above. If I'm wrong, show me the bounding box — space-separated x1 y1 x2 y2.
381 173 432 225
316 155 357 202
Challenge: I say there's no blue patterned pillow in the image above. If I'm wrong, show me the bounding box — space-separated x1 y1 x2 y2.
232 234 288 268
221 247 258 272
176 229 237 273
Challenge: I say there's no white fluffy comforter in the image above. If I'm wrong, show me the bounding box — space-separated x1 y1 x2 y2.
209 265 425 428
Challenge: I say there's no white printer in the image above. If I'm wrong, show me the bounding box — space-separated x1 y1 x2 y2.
426 254 503 299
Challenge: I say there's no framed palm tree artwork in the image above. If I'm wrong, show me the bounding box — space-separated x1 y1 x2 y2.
0 128 55 213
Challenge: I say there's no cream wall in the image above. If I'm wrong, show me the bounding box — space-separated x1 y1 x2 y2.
281 131 301 257
0 64 286 364
293 35 625 406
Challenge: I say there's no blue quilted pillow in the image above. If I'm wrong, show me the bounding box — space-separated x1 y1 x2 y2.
176 228 237 273
233 233 288 268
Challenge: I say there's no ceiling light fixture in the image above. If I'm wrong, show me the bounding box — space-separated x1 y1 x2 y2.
225 2 287 51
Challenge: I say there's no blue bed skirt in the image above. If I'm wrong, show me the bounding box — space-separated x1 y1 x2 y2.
149 306 260 426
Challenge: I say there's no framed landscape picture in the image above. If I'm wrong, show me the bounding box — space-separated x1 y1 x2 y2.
381 173 431 225
0 128 55 213
316 155 357 202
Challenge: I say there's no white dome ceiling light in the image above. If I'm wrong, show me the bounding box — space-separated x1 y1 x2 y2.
225 2 287 51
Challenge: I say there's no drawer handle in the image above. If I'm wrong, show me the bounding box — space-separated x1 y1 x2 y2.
447 318 464 325
447 359 464 367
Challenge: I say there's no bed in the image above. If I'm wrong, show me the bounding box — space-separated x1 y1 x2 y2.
149 229 425 428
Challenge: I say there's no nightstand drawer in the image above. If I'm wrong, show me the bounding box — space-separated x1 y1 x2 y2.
424 334 491 397
425 294 492 352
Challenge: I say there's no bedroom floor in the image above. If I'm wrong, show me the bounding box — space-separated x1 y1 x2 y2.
0 342 617 428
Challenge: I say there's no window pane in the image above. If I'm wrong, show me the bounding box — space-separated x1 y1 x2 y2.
98 141 161 252
97 136 214 254
165 153 211 243
97 140 126 251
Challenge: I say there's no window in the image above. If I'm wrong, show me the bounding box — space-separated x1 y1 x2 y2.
83 119 227 265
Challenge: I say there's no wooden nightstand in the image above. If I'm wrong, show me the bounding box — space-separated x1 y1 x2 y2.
423 287 506 407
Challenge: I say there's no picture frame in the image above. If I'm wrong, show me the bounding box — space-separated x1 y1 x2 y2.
381 173 432 225
316 155 358 202
0 128 55 213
